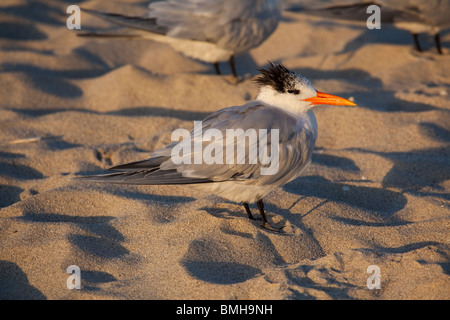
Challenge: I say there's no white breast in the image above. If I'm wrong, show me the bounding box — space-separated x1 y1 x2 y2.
141 33 233 63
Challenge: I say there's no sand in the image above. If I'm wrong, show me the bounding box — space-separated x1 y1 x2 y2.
0 0 449 300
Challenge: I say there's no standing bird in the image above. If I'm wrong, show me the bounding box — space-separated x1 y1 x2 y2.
78 62 356 231
298 0 449 54
80 0 284 77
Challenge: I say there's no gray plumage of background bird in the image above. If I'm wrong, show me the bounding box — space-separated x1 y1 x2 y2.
295 0 449 54
80 0 285 77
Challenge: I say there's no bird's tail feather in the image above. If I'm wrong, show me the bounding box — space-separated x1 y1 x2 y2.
81 8 168 35
74 169 213 185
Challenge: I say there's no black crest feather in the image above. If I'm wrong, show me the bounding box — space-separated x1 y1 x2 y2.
254 62 298 93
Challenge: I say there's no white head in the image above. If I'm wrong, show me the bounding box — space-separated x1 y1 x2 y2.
255 62 356 114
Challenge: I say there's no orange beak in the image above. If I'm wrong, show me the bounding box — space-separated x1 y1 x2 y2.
303 91 356 106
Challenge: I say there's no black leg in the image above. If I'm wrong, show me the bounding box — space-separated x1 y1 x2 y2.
256 200 268 226
213 62 221 75
256 199 283 232
242 202 254 220
412 33 422 52
435 33 443 54
228 55 238 78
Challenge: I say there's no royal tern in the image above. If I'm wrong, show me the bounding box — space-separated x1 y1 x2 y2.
81 0 284 77
78 62 356 231
300 0 449 54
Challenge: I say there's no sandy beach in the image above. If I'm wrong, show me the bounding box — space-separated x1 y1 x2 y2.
0 0 449 300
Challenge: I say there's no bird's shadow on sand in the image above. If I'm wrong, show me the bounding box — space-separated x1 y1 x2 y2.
282 175 408 224
348 146 450 201
294 177 402 215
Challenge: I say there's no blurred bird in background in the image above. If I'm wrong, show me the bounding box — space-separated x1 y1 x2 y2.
290 0 449 54
80 0 285 78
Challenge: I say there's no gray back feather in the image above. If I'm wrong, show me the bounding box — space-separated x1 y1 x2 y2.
147 0 284 52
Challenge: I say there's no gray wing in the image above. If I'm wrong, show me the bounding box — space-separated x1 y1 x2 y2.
302 1 427 25
81 101 316 187
148 0 284 52
77 156 213 185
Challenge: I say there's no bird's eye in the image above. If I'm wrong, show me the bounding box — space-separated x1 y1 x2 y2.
287 89 300 94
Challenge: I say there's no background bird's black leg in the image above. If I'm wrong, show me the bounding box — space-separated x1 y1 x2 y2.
412 33 422 52
228 55 238 78
435 33 443 54
213 62 221 75
256 199 283 232
256 200 268 225
242 202 254 220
